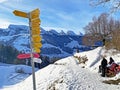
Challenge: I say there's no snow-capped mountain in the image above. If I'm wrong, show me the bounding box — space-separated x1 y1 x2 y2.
67 30 76 36
0 24 87 59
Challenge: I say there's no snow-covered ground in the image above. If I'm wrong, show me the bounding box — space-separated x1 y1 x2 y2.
0 47 120 90
0 64 38 89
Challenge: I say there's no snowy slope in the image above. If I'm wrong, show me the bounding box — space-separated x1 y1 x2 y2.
74 47 120 71
65 40 84 48
1 47 120 90
0 64 38 89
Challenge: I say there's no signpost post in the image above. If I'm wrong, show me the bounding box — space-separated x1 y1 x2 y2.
13 8 42 90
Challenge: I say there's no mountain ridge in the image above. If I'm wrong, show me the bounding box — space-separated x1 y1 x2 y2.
0 24 87 59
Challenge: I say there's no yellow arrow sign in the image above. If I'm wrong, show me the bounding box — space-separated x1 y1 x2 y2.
33 43 42 48
31 27 40 30
31 25 40 29
31 8 39 14
30 9 40 19
13 10 28 18
32 30 40 35
31 23 40 27
32 35 42 43
31 14 39 19
31 18 41 24
33 48 41 53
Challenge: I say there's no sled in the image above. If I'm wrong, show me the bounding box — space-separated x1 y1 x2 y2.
106 65 120 77
106 69 116 77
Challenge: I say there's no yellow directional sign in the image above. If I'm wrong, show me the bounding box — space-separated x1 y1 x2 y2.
30 9 39 19
34 48 41 53
32 30 40 35
32 35 42 43
13 8 41 90
30 19 40 27
33 43 42 48
31 23 40 27
31 26 40 30
31 18 41 24
31 14 39 19
13 10 28 18
31 25 40 29
31 8 39 15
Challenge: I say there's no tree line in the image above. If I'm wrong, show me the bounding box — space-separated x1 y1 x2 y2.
83 13 120 50
0 44 26 64
0 44 60 68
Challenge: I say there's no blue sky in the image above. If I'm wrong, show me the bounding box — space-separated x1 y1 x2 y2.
0 0 120 34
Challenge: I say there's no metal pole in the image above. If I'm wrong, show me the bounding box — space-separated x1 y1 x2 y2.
28 13 36 90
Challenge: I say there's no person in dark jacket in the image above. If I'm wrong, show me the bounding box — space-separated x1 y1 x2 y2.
101 57 107 77
109 57 114 65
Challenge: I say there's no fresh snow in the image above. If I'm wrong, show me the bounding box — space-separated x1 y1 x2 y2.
0 36 13 42
1 47 120 90
67 31 76 36
13 36 30 52
42 43 57 48
0 65 38 89
75 47 120 71
65 40 84 48
42 43 71 58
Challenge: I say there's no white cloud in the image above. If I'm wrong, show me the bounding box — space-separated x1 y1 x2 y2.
0 19 28 29
0 0 7 3
0 0 22 3
56 13 75 21
42 26 68 33
0 20 10 28
42 26 82 35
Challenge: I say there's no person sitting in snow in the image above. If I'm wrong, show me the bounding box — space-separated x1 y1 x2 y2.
107 57 119 74
101 57 107 77
108 57 115 66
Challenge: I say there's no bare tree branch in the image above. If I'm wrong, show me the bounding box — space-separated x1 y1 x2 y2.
90 0 120 13
90 0 110 6
83 13 120 46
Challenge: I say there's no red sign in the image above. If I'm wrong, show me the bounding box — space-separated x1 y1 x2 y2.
33 53 40 58
17 53 40 59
